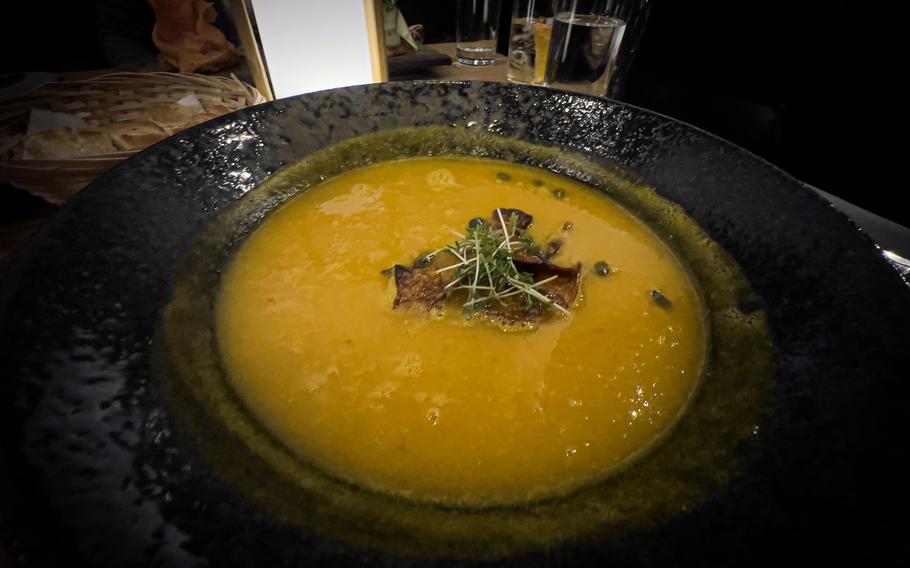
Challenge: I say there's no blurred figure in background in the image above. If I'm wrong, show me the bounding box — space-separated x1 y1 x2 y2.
95 0 239 70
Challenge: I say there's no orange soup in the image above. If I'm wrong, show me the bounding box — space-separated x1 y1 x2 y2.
216 157 706 505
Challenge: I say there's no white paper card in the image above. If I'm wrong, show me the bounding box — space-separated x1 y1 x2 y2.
249 0 375 99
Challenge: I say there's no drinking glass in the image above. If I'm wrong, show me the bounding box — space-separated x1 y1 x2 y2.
506 0 555 85
456 0 503 66
544 0 650 97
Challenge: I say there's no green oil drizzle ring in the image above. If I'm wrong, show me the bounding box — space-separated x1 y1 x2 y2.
159 126 774 561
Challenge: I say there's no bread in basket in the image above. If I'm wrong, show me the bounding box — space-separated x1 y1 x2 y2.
0 72 266 204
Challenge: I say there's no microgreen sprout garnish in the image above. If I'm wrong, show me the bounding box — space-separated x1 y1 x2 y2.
437 209 570 319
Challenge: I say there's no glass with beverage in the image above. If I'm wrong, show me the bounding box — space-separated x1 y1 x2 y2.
456 0 503 66
506 0 554 85
544 0 631 97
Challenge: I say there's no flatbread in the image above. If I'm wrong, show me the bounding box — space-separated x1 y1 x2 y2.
106 121 169 151
145 102 205 132
21 127 119 159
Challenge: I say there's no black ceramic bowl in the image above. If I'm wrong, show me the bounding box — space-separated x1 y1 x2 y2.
1 81 908 567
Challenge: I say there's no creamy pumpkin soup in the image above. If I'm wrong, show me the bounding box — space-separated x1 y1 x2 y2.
216 157 706 506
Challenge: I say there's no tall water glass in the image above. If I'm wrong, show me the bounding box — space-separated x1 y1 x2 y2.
456 0 503 66
544 0 632 96
606 0 653 99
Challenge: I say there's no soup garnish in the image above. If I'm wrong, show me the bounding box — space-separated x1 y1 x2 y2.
390 208 580 324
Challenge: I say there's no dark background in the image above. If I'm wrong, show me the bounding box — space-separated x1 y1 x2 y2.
0 1 898 225
399 0 892 224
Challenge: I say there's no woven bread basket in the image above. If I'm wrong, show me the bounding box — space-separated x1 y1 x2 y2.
0 72 266 204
